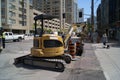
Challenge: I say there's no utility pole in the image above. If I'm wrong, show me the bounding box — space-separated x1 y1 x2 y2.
90 0 94 43
91 0 94 31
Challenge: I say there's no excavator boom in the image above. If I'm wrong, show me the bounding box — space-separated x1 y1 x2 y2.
64 24 77 48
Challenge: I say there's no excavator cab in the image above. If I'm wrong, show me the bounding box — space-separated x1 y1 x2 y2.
31 34 65 57
31 14 65 57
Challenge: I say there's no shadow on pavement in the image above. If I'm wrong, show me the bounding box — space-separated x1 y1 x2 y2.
110 43 120 48
108 40 120 48
13 63 64 72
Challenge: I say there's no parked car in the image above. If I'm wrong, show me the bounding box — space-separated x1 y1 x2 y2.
4 32 25 42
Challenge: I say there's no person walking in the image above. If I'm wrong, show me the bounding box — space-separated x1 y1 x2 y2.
102 33 108 48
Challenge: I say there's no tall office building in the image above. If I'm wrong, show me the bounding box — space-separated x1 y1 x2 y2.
0 0 1 28
33 0 62 18
1 0 32 34
73 0 78 23
33 0 77 25
65 0 73 24
33 0 64 30
116 0 120 22
97 0 120 40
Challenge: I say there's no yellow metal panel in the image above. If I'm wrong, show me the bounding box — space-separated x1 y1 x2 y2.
31 47 64 57
31 34 64 57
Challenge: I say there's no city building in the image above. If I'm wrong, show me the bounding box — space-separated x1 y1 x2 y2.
116 0 120 22
97 0 120 40
0 0 1 28
97 4 102 36
1 0 31 34
116 0 120 41
33 0 77 28
33 9 70 33
73 0 78 23
65 0 77 24
0 0 70 34
33 0 64 30
101 0 109 29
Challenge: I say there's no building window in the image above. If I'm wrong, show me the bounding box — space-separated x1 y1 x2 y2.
1 8 5 16
9 3 16 10
1 0 5 2
19 8 26 13
9 19 16 24
9 11 16 17
19 21 27 26
1 19 5 23
19 14 26 19
1 3 5 8
19 0 27 8
53 1 59 4
29 0 33 4
9 0 16 2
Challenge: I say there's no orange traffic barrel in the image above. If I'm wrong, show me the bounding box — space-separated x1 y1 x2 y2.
76 41 81 48
68 43 76 58
76 41 83 56
68 40 72 45
76 41 80 56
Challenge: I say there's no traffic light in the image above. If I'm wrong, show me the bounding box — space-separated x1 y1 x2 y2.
79 12 82 17
63 13 66 18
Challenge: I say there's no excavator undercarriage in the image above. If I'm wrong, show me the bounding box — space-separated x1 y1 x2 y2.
14 54 66 71
14 53 72 71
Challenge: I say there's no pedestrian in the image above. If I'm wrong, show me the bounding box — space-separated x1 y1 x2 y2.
2 30 5 48
102 33 108 48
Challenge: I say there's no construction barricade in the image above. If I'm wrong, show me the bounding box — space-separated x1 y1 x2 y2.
76 41 83 56
68 43 76 58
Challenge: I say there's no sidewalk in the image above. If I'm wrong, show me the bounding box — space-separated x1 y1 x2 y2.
93 42 120 80
24 36 33 40
57 43 106 80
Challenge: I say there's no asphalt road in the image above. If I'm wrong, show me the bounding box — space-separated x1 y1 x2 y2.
0 39 106 80
0 40 61 80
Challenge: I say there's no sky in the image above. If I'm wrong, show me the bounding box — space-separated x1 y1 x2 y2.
77 0 101 20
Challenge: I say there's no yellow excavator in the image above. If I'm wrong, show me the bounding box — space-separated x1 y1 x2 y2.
14 14 77 71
